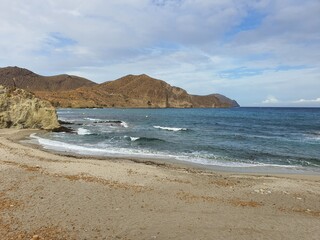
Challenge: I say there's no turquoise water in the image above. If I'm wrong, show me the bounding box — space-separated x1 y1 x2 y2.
32 108 320 173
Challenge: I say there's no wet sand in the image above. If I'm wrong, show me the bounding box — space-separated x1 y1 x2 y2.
0 129 319 239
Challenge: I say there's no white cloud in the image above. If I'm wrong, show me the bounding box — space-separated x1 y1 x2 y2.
0 0 319 107
262 96 279 104
293 98 320 103
259 97 320 107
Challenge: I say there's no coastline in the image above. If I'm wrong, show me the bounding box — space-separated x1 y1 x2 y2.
1 129 320 239
22 130 320 177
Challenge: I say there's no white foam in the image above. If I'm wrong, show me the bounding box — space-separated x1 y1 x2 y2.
58 117 68 122
304 131 320 142
31 135 261 168
84 117 102 121
30 134 174 159
307 136 320 141
120 121 128 128
153 126 187 132
130 137 140 142
312 131 320 140
58 117 79 123
77 128 92 135
31 135 108 154
84 118 128 128
29 134 305 171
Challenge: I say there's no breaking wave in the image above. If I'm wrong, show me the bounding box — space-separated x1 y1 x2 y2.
125 136 165 143
84 118 128 128
153 126 187 132
77 128 92 135
29 134 304 170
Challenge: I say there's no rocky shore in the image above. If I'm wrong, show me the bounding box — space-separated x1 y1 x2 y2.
0 86 59 130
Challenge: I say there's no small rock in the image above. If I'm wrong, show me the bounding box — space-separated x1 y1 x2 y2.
32 235 40 240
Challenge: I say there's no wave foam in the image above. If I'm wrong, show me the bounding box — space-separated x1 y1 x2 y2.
30 134 173 159
83 118 102 122
84 117 101 121
30 135 307 171
311 131 320 140
153 126 187 132
120 121 128 128
304 131 320 142
77 128 92 135
85 118 128 128
130 137 140 142
125 136 165 142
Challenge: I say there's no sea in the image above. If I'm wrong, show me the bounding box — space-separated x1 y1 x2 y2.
30 107 320 174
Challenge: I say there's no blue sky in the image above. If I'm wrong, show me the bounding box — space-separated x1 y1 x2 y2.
0 0 319 107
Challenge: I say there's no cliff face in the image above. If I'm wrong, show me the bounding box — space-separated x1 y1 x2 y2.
0 85 60 130
191 94 240 108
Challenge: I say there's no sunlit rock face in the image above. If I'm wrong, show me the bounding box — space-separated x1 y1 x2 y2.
0 85 60 130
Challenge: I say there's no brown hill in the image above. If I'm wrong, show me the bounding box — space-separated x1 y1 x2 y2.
0 66 96 91
0 66 239 108
34 74 239 108
191 94 240 108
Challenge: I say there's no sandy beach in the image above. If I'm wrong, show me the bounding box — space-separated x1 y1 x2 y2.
0 129 319 240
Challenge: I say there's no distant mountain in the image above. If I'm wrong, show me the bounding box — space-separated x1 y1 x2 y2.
0 66 239 108
35 74 239 108
191 94 240 108
0 66 96 91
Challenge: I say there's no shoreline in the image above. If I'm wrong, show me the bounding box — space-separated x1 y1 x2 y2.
1 129 320 239
20 129 320 178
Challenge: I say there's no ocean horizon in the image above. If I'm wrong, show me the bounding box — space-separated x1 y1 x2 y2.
30 107 320 174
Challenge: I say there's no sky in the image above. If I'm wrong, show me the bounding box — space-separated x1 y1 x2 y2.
0 0 319 107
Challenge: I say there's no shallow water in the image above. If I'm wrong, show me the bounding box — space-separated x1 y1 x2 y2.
32 107 320 173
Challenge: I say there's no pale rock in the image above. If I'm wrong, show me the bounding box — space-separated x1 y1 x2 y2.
0 85 60 130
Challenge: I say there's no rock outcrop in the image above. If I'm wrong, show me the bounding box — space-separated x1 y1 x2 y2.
0 85 60 130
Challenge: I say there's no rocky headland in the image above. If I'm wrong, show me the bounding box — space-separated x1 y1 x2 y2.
0 85 60 130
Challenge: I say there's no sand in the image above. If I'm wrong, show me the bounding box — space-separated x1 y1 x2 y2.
0 129 319 240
